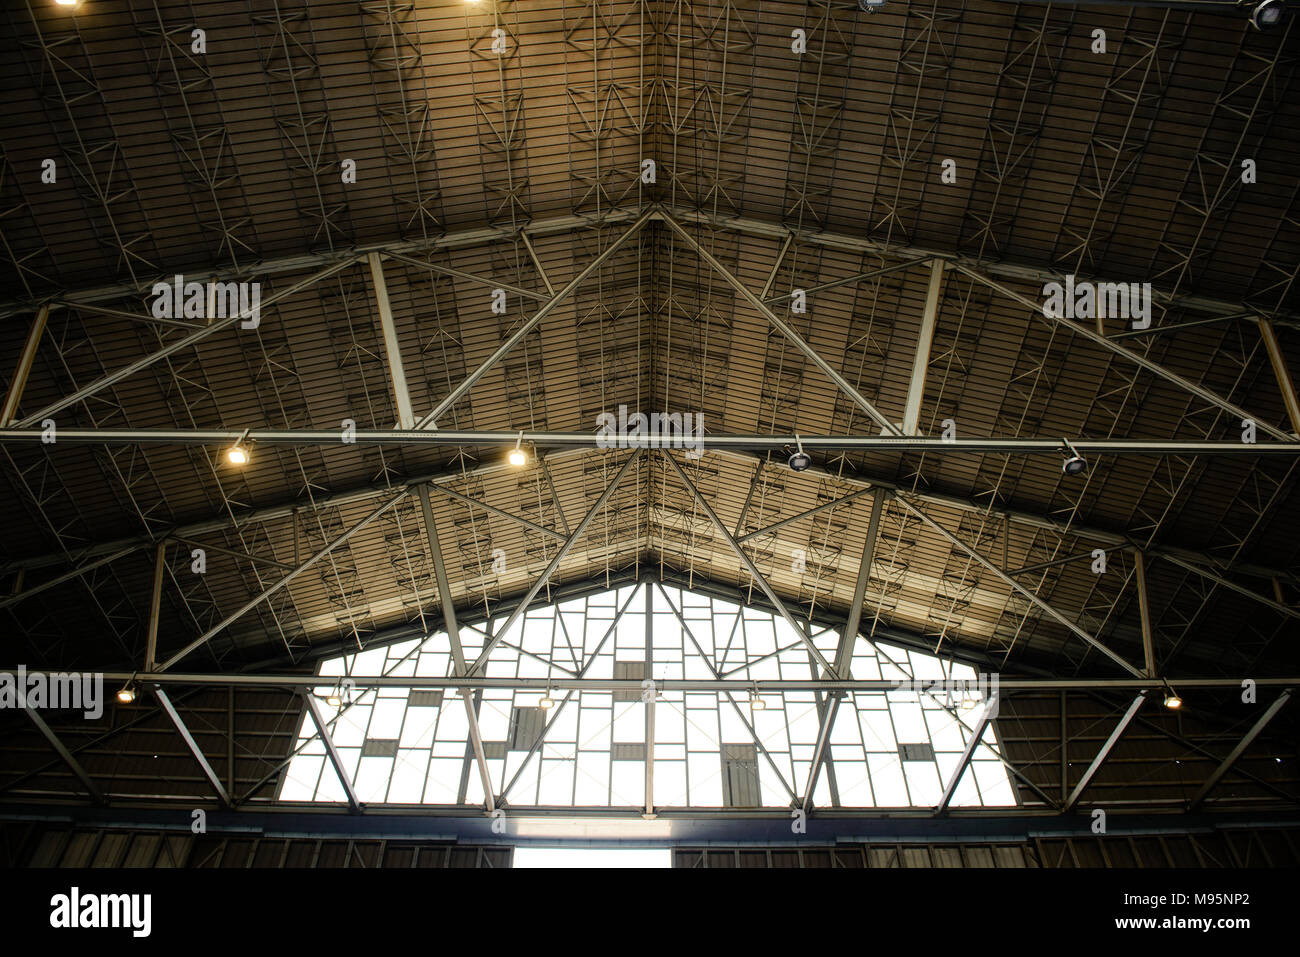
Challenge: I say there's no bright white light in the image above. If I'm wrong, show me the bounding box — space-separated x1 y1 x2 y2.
1164 693 1182 710
508 447 527 467
539 695 555 709
116 687 135 704
512 848 670 868
227 445 249 466
56 1 79 7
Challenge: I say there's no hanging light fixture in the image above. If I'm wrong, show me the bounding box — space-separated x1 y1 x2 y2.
1162 680 1182 710
116 675 137 704
749 685 767 710
1250 0 1286 30
508 431 528 467
227 428 252 467
788 434 812 472
1060 438 1087 477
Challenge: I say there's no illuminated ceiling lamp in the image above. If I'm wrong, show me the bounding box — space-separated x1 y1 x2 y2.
858 0 886 10
1162 681 1183 710
749 685 767 710
226 429 252 467
116 676 137 704
508 431 528 468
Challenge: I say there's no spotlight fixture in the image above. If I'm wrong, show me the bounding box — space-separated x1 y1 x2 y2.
1250 0 1286 30
787 434 812 472
325 691 342 707
857 0 886 10
749 686 767 711
508 431 528 468
1060 438 1087 477
116 681 136 704
226 428 251 467
1162 681 1182 710
539 689 555 710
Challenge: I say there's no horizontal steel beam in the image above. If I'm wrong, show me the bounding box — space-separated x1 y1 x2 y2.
8 803 1298 842
15 672 1295 692
1 428 1295 455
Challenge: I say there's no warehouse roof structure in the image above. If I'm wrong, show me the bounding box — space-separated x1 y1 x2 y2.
0 0 1298 866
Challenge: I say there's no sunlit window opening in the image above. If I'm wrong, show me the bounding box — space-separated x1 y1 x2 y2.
280 582 1016 809
513 848 671 868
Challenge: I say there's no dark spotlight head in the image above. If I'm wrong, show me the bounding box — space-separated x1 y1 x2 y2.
858 0 886 11
1060 438 1087 477
1251 0 1286 30
788 434 812 472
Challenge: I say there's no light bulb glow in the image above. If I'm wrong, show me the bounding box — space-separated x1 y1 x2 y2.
508 447 527 467
539 695 555 710
116 687 135 704
1164 694 1182 710
227 445 249 466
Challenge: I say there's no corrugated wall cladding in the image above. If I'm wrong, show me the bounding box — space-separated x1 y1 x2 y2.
0 823 509 868
673 828 1300 867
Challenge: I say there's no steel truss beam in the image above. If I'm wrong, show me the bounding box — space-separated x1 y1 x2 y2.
659 211 902 436
892 493 1147 677
804 490 886 813
0 208 642 319
156 488 411 672
1064 693 1147 812
153 686 230 807
935 701 995 816
663 452 838 676
467 450 640 675
7 205 1289 328
299 690 360 814
952 262 1297 444
1189 689 1293 810
17 701 105 806
415 483 495 813
664 206 1300 326
12 258 359 430
9 671 1297 693
3 428 1294 457
412 209 656 429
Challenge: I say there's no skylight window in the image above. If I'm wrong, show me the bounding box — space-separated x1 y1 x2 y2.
279 582 1015 809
